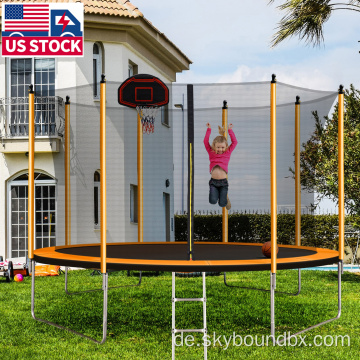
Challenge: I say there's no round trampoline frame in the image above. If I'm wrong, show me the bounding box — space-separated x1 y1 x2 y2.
28 76 346 357
34 242 340 272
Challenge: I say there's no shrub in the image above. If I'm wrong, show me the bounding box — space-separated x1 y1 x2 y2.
174 214 360 249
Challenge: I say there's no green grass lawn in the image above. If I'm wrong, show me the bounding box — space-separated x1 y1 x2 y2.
0 269 359 359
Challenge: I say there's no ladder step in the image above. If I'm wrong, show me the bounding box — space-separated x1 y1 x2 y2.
174 297 204 302
173 328 206 334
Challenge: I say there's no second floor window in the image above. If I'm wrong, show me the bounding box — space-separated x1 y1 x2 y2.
8 58 56 136
128 61 138 77
93 43 103 99
10 58 55 98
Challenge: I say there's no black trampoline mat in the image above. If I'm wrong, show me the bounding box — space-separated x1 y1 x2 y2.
56 242 316 261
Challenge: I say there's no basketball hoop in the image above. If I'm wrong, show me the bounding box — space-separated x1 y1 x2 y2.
136 106 159 134
118 74 169 135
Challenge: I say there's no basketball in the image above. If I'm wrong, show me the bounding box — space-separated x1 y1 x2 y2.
14 273 24 282
261 241 279 258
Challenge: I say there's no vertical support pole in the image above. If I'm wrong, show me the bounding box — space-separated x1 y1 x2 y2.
65 96 71 246
270 75 277 343
222 100 228 243
100 75 107 274
100 75 108 344
270 74 277 274
187 85 194 260
137 110 144 243
295 96 301 247
338 86 344 261
28 85 35 260
181 94 185 214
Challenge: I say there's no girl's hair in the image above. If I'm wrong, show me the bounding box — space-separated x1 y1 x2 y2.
211 135 228 151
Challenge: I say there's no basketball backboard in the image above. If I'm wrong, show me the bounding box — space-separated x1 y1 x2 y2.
118 74 169 108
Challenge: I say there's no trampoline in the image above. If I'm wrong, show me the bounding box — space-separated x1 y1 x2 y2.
34 242 339 272
28 76 345 359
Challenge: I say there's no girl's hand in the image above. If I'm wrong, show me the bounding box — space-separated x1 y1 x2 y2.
206 123 211 128
228 123 233 130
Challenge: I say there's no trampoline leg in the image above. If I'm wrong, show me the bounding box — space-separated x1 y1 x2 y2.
270 272 276 344
64 266 142 295
32 260 109 344
101 273 108 344
295 268 301 295
223 269 301 296
172 272 175 360
276 261 342 345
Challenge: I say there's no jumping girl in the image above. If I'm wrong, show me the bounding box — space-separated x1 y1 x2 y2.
204 123 237 210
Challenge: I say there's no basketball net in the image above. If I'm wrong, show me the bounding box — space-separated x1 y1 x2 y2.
136 106 159 134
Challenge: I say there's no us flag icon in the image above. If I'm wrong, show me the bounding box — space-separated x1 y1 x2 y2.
4 4 50 36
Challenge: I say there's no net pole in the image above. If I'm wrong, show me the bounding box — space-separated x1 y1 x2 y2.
65 96 71 246
222 100 229 243
295 96 301 246
100 75 107 274
28 85 35 260
187 84 194 260
137 109 144 242
338 86 344 261
270 75 277 275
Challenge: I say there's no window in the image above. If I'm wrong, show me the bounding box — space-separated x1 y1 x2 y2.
94 171 100 228
34 58 55 97
93 43 103 99
34 59 56 135
9 58 56 136
8 172 56 258
130 184 138 223
128 61 138 77
161 104 170 127
163 192 170 241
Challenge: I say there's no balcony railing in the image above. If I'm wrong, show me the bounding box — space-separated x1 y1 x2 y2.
0 96 65 139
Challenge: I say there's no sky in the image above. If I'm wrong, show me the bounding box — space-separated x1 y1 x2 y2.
134 0 360 92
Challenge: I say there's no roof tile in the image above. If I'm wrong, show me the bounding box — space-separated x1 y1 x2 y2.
0 0 143 18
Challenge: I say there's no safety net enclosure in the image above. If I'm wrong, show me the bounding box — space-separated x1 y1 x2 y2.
32 78 340 266
29 76 344 351
45 79 338 248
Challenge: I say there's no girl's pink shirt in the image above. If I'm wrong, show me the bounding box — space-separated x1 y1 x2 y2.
203 128 238 173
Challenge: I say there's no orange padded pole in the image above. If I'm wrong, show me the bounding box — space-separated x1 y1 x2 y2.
270 75 277 274
338 86 344 261
100 76 107 273
28 85 35 260
137 111 144 243
222 100 228 243
295 96 301 246
65 97 71 246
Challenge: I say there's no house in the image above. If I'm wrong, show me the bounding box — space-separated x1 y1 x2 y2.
0 0 191 259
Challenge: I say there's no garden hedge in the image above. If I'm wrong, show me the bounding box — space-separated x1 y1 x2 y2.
174 214 360 250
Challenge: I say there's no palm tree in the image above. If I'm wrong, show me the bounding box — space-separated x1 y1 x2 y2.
269 0 360 47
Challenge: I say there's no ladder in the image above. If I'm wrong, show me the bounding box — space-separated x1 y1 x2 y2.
171 272 207 360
